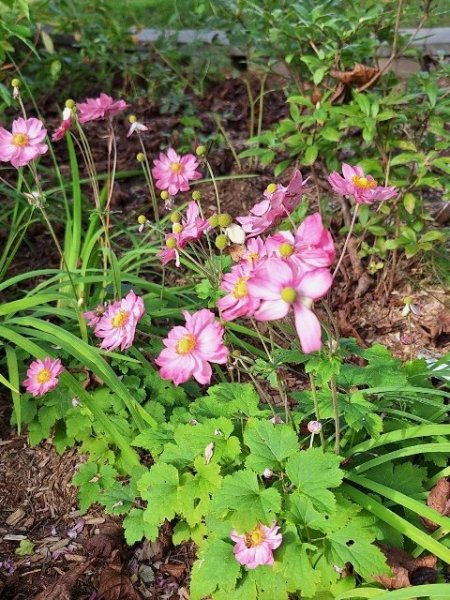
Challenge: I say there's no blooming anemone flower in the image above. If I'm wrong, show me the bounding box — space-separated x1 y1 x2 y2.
328 163 397 205
76 93 129 124
242 236 267 266
151 148 202 196
93 290 144 351
265 212 335 272
52 118 72 142
155 309 228 386
237 170 304 236
248 258 332 353
230 523 282 569
217 262 260 321
0 117 48 168
23 357 64 397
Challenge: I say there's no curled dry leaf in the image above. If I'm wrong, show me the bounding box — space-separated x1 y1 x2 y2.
422 478 450 531
374 543 437 590
330 63 379 87
98 566 142 600
430 311 450 345
159 562 187 579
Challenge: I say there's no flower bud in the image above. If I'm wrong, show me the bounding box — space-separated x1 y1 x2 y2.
128 114 137 123
307 420 322 434
166 236 177 249
137 214 147 225
209 214 219 228
263 468 273 479
170 211 182 224
192 190 201 201
215 234 228 250
172 222 183 234
160 190 169 200
11 78 20 88
218 213 233 228
136 152 145 163
196 145 206 157
65 98 75 109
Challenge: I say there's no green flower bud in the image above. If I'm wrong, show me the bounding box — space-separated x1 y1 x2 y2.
215 234 229 250
166 236 177 249
160 190 169 200
11 78 20 88
209 214 219 228
170 211 182 224
192 190 201 201
137 214 147 225
128 114 137 123
218 213 233 228
196 145 206 157
65 99 75 109
136 152 145 163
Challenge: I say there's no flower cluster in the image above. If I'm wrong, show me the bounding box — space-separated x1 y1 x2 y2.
84 290 144 352
218 211 334 353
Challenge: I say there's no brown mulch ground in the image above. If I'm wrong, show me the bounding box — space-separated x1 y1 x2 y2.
1 72 449 598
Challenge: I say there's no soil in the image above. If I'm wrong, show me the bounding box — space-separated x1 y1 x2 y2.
1 73 449 599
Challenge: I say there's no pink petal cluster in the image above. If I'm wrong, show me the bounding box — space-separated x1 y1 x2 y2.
52 118 72 142
237 170 304 236
155 309 228 385
90 290 144 351
0 117 48 168
23 357 64 397
76 93 129 124
152 148 202 196
328 163 397 204
231 523 282 569
157 201 209 266
217 212 334 352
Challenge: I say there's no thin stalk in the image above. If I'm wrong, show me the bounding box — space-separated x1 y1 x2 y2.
333 204 359 278
205 159 221 214
309 373 325 448
330 375 341 454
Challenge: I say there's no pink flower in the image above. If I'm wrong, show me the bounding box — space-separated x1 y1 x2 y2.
0 117 48 168
230 523 282 569
328 163 397 204
52 118 72 142
23 357 64 396
77 93 129 124
93 290 144 351
265 213 335 272
242 236 267 265
237 170 304 236
248 258 332 353
217 262 260 321
155 309 228 386
151 148 202 196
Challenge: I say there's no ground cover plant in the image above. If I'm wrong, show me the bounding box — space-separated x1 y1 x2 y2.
1 1 450 599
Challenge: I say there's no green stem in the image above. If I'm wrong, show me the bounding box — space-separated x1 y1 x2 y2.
330 375 341 454
333 203 359 278
309 373 325 448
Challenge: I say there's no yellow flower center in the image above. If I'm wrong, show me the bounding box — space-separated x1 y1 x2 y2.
245 526 265 548
176 333 197 355
266 183 277 194
279 243 294 257
351 175 377 190
246 252 259 264
233 277 248 299
170 162 183 173
281 286 297 303
172 222 183 234
111 309 129 328
12 133 29 147
37 368 51 384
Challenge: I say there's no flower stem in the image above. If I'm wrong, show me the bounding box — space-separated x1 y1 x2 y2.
309 373 325 448
330 375 340 454
333 203 359 278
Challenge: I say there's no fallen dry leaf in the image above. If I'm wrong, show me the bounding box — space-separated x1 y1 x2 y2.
159 562 187 579
330 63 379 87
32 562 88 599
422 478 450 531
374 544 437 589
84 524 123 559
430 311 450 345
98 566 142 600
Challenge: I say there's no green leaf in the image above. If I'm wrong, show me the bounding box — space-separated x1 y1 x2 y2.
274 530 321 597
285 448 343 512
244 420 299 473
73 462 101 513
313 66 327 85
343 392 383 437
303 144 319 166
212 469 281 531
325 520 389 580
249 567 289 600
363 462 426 499
138 463 179 526
15 539 35 556
190 539 241 600
178 457 223 526
214 576 257 600
123 508 158 544
403 193 416 215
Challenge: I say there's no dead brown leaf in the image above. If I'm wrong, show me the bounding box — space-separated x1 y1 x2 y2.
374 544 437 589
228 244 246 263
98 566 142 600
422 478 450 531
430 311 450 345
32 562 88 599
159 562 186 579
330 63 379 87
84 524 123 559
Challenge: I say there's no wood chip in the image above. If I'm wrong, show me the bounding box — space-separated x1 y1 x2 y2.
49 538 70 552
63 554 85 562
6 508 26 526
